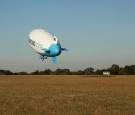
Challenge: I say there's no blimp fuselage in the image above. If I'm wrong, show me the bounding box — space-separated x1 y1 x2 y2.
28 29 67 63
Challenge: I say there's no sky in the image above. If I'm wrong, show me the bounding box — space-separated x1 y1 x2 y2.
0 0 135 72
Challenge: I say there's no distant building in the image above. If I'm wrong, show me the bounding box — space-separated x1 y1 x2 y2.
103 71 110 75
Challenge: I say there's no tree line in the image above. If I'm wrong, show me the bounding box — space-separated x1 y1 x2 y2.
0 64 135 75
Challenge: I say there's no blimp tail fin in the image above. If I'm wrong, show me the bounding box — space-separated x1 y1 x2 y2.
61 48 68 51
52 57 57 64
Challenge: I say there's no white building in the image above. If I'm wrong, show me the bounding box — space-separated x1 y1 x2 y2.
103 71 110 75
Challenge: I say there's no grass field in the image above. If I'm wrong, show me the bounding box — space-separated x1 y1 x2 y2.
0 75 134 115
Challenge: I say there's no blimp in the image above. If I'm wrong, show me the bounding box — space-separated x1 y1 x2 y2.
28 29 67 63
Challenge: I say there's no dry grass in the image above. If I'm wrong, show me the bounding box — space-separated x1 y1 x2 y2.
0 75 134 115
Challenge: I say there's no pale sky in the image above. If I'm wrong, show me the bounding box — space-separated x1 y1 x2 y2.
0 0 135 72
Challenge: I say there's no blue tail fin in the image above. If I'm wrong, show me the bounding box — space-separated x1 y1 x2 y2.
52 57 57 64
61 48 68 51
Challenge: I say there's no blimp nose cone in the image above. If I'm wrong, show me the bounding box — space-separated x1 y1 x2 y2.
50 44 61 56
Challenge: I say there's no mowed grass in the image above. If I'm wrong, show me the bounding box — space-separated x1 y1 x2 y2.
0 75 135 115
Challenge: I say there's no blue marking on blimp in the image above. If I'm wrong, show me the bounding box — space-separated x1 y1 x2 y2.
40 44 62 63
49 44 61 63
41 44 61 57
41 48 50 56
49 44 61 57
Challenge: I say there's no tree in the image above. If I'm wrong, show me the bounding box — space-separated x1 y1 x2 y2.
77 70 84 75
84 67 94 75
109 64 119 75
123 65 135 75
95 69 108 75
37 69 51 75
0 70 12 75
62 69 71 75
18 72 28 75
55 68 63 75
130 65 135 75
31 70 39 75
119 67 124 75
124 65 131 75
